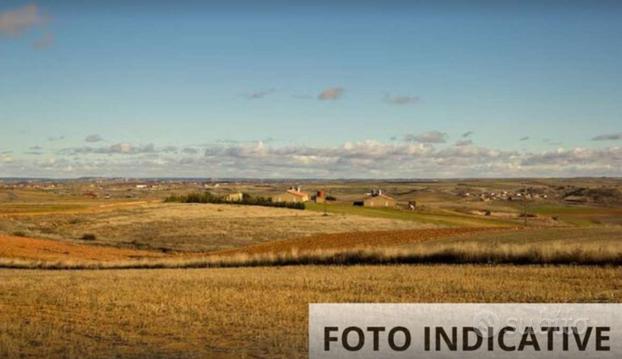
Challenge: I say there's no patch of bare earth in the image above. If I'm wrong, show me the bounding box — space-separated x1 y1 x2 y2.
0 235 165 263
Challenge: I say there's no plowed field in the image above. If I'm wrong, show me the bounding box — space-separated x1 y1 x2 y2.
0 235 166 262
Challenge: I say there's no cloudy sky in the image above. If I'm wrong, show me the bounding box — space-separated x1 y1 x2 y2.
1 0 621 178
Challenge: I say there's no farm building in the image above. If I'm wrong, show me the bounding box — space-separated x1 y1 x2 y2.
356 189 396 208
313 190 326 204
273 187 309 203
223 192 244 202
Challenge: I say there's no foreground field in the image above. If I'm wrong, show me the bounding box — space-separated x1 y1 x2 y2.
0 265 620 358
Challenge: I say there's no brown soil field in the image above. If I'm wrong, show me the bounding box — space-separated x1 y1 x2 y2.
0 234 166 263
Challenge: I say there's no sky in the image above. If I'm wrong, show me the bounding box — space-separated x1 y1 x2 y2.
1 0 621 178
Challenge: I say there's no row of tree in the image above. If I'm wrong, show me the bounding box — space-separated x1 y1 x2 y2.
164 192 306 210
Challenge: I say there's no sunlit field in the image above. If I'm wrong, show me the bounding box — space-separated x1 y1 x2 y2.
1 265 620 358
1 179 621 358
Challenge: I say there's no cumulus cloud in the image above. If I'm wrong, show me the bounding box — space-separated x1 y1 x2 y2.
5 139 622 178
462 131 474 138
0 4 44 36
520 136 530 141
520 147 622 166
403 131 448 144
318 87 344 101
592 132 622 141
385 95 419 105
48 135 65 142
85 134 104 143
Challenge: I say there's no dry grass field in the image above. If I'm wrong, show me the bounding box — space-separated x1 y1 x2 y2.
0 179 621 358
0 202 437 252
1 265 620 359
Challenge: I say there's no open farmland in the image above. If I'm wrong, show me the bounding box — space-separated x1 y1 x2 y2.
1 265 620 359
0 202 436 252
0 178 621 358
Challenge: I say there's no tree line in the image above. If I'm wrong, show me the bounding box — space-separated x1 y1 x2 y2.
164 192 306 210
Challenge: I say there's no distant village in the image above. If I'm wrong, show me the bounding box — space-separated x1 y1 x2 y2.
1 178 620 207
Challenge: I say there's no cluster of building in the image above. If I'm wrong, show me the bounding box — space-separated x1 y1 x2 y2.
460 190 548 202
272 186 397 208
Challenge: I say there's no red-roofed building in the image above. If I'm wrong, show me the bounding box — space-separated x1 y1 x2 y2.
273 186 310 203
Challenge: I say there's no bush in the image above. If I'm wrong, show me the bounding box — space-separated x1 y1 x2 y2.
81 233 97 241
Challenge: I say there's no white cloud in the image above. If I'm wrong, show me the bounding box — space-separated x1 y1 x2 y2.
4 140 622 178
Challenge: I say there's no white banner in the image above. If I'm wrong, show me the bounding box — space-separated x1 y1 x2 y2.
309 303 621 358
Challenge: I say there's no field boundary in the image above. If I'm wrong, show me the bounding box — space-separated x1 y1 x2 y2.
1 244 620 270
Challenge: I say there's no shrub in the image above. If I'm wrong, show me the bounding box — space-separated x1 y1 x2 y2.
81 233 97 241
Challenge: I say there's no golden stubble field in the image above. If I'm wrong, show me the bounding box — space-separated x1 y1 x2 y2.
0 182 621 358
1 265 620 359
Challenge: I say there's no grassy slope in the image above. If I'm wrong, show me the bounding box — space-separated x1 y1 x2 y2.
527 203 622 226
3 226 620 269
1 265 620 358
306 202 517 227
0 203 432 252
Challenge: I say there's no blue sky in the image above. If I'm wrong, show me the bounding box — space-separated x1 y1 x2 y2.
1 1 621 177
